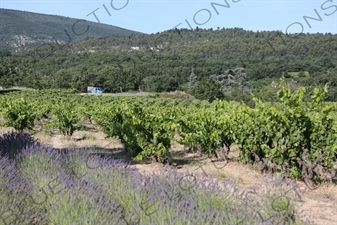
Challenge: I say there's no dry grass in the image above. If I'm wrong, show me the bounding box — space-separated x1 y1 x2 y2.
157 91 195 99
312 182 337 201
0 127 15 135
0 86 35 91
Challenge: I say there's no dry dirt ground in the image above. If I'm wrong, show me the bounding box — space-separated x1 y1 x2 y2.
1 126 336 225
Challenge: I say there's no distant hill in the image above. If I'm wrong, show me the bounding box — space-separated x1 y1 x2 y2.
0 8 144 49
1 21 337 103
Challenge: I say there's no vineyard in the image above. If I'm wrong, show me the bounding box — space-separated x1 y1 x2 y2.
0 79 336 188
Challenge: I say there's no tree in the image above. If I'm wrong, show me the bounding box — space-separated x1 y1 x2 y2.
0 58 17 87
52 69 72 89
191 77 224 102
187 68 197 90
298 70 305 78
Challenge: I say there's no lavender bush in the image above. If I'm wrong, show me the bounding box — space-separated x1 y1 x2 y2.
0 130 40 159
0 156 39 225
1 144 313 225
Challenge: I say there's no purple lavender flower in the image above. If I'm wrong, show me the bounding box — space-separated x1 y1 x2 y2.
0 130 40 159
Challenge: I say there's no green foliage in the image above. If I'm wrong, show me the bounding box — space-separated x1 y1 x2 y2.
2 27 337 104
179 78 337 181
177 103 236 158
48 99 80 136
231 78 337 179
0 97 40 130
0 87 335 183
190 77 225 102
94 102 176 162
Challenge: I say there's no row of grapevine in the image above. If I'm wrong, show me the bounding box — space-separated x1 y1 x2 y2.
93 101 176 161
0 83 336 184
175 81 337 185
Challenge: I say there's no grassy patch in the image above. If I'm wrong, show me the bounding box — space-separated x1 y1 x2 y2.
283 71 310 77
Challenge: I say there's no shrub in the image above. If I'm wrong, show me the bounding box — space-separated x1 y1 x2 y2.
0 97 38 131
0 130 40 159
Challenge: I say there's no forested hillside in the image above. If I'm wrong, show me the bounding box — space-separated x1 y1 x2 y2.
1 27 337 104
0 8 143 50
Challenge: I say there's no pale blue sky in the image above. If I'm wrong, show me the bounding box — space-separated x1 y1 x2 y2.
1 0 336 34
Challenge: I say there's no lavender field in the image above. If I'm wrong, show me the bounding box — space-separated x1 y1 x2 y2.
0 131 313 225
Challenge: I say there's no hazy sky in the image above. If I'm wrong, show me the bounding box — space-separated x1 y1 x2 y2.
1 0 337 34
